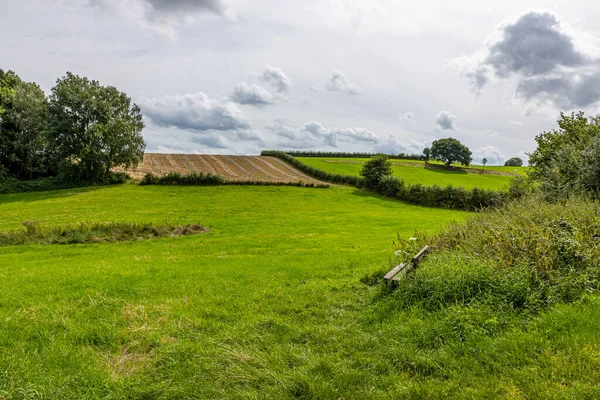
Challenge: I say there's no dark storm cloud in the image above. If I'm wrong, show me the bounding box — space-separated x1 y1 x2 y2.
436 111 457 130
260 65 292 93
141 92 252 132
458 11 600 109
486 12 585 80
516 74 600 108
229 83 274 107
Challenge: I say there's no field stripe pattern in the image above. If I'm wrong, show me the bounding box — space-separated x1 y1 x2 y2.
124 154 324 184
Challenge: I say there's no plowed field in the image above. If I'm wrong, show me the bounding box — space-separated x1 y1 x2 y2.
124 154 323 184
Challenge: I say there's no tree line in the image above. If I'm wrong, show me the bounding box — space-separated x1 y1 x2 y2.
0 69 145 184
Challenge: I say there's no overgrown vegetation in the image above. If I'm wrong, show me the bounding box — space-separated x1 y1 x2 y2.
140 172 329 188
396 196 600 312
529 111 600 200
0 220 208 246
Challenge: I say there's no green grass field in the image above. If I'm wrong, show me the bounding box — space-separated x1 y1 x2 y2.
2 184 600 398
297 157 526 190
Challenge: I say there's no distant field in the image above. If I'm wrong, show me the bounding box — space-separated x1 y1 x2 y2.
123 153 323 184
297 157 524 190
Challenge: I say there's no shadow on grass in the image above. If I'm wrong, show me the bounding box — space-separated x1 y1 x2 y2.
0 185 107 205
424 164 468 175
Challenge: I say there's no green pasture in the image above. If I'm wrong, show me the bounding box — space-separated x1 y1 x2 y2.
297 157 527 190
1 184 599 398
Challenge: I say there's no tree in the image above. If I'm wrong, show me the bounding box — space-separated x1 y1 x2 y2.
360 154 392 189
430 138 472 167
423 147 431 161
47 72 145 181
529 112 600 199
0 70 49 178
504 157 523 167
482 157 487 170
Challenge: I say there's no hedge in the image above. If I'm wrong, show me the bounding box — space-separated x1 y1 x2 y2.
262 150 508 210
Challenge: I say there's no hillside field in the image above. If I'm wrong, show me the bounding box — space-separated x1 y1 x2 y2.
121 154 323 184
297 157 527 190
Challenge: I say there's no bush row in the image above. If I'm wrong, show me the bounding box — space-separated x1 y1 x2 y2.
263 150 512 210
0 172 130 194
261 151 365 187
139 172 330 188
282 150 427 160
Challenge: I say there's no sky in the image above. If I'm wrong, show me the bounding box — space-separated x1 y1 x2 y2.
2 0 600 164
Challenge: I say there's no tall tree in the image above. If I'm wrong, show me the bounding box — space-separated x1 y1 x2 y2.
0 70 49 178
430 138 472 167
48 72 145 181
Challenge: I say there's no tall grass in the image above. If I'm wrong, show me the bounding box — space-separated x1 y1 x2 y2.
0 221 208 245
386 195 600 314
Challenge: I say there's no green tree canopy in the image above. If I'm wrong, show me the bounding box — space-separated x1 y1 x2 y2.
360 154 392 189
529 112 600 199
423 147 431 161
504 157 523 167
48 72 145 181
430 138 472 167
0 70 49 178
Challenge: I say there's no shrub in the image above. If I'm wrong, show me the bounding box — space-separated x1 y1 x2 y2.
360 154 392 189
504 157 523 167
377 175 404 198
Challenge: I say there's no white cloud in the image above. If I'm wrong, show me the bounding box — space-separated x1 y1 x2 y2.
141 92 253 132
259 65 292 93
375 134 426 155
473 145 504 165
229 83 274 107
436 111 457 130
326 70 361 95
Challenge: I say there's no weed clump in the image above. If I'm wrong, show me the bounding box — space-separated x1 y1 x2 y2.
0 221 208 246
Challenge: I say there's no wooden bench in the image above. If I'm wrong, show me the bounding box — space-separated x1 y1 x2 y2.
383 245 430 282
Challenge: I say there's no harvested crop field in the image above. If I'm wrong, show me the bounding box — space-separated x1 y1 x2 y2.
123 154 324 184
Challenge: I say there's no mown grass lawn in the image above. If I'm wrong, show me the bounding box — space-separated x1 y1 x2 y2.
297 157 525 190
1 184 599 399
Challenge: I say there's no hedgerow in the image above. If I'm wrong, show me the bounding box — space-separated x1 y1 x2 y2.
0 172 130 194
261 151 364 187
139 172 329 188
262 150 508 210
281 150 426 160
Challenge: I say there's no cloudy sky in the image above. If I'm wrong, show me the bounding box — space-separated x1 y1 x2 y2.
2 0 600 164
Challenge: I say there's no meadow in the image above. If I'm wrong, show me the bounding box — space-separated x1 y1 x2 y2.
1 184 600 399
297 157 526 190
